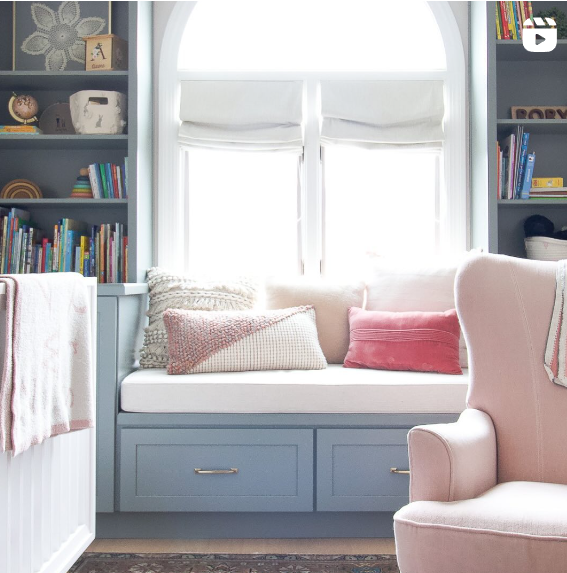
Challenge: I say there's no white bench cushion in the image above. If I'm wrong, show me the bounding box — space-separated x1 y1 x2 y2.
120 365 469 414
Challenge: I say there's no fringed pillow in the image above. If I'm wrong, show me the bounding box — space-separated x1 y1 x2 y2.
139 268 258 368
163 306 327 374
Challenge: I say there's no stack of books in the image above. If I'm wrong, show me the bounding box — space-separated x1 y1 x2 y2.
87 159 128 199
496 2 534 40
0 209 128 282
529 177 567 199
497 127 535 199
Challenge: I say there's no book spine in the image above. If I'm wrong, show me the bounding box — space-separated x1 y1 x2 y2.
519 1 526 30
41 238 48 273
105 164 113 199
504 0 516 40
508 1 518 39
520 153 536 199
496 2 502 39
514 1 522 38
99 163 108 198
499 2 510 39
74 246 81 274
515 132 529 198
88 164 100 199
116 165 123 199
111 164 119 198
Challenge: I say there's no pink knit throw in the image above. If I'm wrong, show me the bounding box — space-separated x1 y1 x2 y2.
0 274 94 456
544 260 567 388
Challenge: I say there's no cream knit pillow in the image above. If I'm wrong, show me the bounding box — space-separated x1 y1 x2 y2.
139 268 258 368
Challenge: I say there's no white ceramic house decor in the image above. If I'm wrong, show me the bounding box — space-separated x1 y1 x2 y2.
69 90 127 134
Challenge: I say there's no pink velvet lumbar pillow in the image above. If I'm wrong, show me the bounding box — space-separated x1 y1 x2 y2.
344 307 463 375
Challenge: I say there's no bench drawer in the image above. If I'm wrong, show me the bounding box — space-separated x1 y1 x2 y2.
120 428 314 512
316 429 410 511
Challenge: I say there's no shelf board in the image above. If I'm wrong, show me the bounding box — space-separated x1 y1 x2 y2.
97 282 149 296
0 134 128 150
496 39 567 61
0 70 129 91
0 199 127 207
498 199 567 206
496 119 567 134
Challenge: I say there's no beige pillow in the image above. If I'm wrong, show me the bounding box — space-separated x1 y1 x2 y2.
264 277 366 364
140 268 258 368
364 256 468 368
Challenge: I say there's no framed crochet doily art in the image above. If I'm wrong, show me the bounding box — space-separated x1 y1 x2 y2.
13 1 110 71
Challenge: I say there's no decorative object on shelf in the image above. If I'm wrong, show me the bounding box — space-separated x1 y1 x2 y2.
524 215 567 261
70 168 93 198
0 179 43 199
39 102 75 135
84 34 128 71
0 125 42 134
535 6 567 39
69 90 127 134
533 177 564 188
9 93 39 125
511 106 567 120
13 1 110 71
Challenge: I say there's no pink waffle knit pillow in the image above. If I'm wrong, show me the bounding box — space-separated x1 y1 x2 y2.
164 306 327 374
344 307 463 375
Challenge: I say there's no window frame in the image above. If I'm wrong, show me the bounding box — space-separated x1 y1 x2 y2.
156 1 466 273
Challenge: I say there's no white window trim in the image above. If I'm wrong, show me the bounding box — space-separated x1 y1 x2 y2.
156 1 467 271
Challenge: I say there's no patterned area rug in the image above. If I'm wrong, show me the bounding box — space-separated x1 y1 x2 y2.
69 553 399 573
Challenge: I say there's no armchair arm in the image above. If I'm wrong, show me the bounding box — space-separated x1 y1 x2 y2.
408 408 497 503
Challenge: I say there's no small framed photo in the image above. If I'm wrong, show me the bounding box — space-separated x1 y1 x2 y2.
13 1 111 71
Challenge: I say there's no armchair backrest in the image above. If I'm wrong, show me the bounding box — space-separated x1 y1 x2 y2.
455 253 567 485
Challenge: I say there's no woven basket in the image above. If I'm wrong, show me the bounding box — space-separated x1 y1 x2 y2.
525 236 567 261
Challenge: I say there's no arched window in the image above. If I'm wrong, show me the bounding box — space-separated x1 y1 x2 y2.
157 1 466 276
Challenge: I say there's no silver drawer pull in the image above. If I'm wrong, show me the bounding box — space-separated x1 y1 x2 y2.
194 468 238 475
390 467 410 475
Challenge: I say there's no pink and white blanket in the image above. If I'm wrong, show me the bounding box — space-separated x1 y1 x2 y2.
0 273 94 456
545 260 567 388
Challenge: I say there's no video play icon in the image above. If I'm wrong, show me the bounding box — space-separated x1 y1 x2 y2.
523 17 557 53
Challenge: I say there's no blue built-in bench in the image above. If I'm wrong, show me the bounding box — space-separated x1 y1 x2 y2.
96 259 469 539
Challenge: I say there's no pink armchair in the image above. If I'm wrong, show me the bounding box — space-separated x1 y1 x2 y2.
394 253 567 573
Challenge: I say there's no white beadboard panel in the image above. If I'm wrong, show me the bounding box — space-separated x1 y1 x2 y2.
0 278 97 573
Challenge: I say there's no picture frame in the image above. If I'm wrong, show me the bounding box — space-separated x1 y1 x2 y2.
12 1 111 71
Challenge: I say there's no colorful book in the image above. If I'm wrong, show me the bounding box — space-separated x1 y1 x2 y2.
496 3 502 39
499 2 510 39
515 132 530 198
520 152 536 199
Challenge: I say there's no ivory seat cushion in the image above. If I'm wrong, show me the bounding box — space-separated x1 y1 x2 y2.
394 481 567 573
120 364 469 414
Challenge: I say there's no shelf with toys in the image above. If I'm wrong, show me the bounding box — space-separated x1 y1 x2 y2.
0 1 152 283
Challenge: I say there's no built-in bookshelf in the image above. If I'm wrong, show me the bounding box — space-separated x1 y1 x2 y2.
0 2 152 284
471 1 567 258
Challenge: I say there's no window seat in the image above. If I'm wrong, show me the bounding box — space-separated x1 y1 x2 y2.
120 364 469 414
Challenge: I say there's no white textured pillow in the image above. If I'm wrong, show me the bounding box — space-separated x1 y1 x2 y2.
140 268 258 368
164 306 327 374
365 256 468 368
264 276 365 364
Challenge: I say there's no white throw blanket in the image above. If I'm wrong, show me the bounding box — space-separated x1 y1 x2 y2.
0 273 93 456
545 260 567 388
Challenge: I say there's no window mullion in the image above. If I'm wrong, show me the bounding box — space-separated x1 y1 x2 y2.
302 78 322 276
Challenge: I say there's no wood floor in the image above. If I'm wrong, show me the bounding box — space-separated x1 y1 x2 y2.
87 538 397 555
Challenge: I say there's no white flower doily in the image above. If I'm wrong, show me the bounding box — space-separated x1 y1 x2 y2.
20 1 106 71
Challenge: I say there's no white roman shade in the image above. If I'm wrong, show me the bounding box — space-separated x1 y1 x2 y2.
179 80 304 152
320 80 445 149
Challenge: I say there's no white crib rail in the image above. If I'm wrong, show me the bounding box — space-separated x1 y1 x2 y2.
0 278 97 573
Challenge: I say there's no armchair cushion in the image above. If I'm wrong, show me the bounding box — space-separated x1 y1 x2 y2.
394 481 567 573
408 408 497 502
